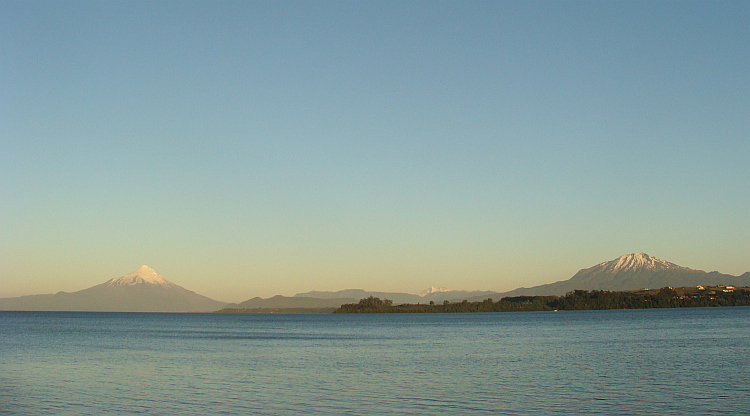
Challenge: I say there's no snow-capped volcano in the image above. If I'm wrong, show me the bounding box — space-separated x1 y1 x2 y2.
106 265 174 287
419 286 452 297
0 265 225 312
488 253 750 298
567 253 692 289
589 253 685 274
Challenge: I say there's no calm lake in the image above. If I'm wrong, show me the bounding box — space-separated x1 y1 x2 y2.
2 307 749 415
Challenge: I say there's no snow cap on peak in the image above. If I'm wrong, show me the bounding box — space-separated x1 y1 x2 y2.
419 286 452 297
107 265 174 287
595 253 682 273
616 253 654 267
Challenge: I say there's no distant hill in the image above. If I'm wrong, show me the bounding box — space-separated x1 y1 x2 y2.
0 266 226 312
294 288 498 305
467 253 750 301
225 295 358 309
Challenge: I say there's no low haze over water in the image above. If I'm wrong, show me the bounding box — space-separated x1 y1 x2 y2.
2 308 749 415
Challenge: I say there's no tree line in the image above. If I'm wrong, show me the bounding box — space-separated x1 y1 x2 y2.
333 287 750 313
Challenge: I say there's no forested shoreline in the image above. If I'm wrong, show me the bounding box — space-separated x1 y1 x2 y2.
334 286 750 313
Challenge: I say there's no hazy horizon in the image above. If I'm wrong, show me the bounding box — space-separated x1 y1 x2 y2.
3 252 748 305
2 1 748 303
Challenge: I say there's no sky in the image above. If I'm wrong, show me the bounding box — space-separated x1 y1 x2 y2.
1 1 748 303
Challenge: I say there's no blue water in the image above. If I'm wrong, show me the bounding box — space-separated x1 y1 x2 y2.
2 308 749 415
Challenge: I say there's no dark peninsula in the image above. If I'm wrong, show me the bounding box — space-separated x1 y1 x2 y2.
334 286 750 313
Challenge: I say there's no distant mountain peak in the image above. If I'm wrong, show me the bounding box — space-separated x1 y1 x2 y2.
487 253 749 298
592 253 684 274
419 286 451 297
106 265 174 287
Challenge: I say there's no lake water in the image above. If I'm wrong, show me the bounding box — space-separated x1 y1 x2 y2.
2 308 749 415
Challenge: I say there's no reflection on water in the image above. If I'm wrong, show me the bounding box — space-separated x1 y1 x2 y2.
2 308 749 415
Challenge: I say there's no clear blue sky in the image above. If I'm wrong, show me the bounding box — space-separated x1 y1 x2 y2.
2 1 748 302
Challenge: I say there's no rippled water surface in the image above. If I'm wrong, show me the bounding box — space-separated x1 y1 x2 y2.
2 308 749 415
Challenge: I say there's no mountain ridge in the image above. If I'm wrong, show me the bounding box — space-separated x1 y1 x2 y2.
293 288 498 305
2 254 748 311
0 266 225 312
466 253 750 300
